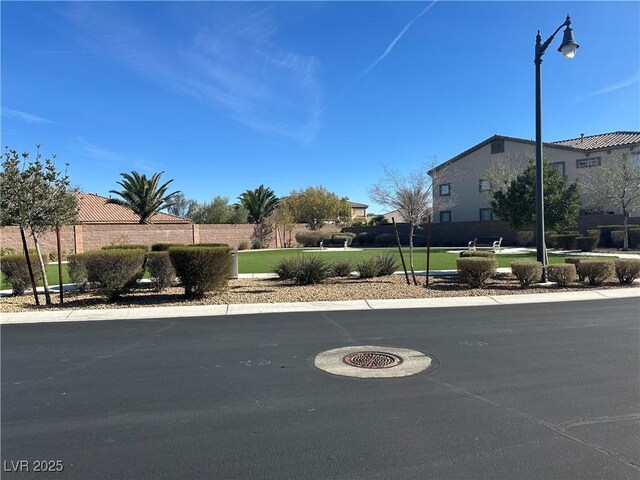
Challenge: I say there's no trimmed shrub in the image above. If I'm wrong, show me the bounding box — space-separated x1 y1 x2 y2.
338 232 357 239
273 256 300 280
195 243 230 248
510 261 542 288
457 257 497 288
597 225 624 248
151 243 180 252
515 231 534 247
459 250 496 258
145 252 176 292
0 247 16 256
84 249 146 299
355 257 378 279
102 244 149 251
67 253 89 292
586 229 600 237
330 234 353 247
291 256 330 285
331 260 353 277
610 229 640 249
546 264 577 286
579 260 615 286
373 253 398 276
554 234 580 250
575 236 599 252
375 233 395 247
356 232 375 246
0 254 31 295
565 257 588 281
169 246 231 297
237 241 249 251
545 233 559 249
295 231 324 247
614 259 640 285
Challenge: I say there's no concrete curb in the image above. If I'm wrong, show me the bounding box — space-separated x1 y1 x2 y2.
2 288 639 325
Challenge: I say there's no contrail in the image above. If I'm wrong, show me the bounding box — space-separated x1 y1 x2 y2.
318 0 437 113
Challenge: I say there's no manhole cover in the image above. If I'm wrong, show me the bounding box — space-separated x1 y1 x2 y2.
343 351 402 369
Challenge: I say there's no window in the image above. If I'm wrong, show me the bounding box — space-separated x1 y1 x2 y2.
440 210 452 223
439 184 451 196
479 179 491 192
491 139 504 154
576 157 601 169
479 208 493 221
548 161 565 176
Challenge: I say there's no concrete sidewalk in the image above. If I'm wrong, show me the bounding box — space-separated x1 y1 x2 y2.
2 287 638 325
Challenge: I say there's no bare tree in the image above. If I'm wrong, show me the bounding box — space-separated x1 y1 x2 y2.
578 152 640 250
370 163 451 282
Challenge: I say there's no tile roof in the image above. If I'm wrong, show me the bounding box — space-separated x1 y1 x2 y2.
76 193 191 224
348 201 369 209
552 131 640 151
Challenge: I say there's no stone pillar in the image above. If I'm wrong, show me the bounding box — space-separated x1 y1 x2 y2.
192 224 200 244
74 225 84 253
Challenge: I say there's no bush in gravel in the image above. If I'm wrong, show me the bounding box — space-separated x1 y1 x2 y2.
0 254 31 295
375 233 396 247
456 257 497 288
510 261 542 288
575 236 599 252
459 250 496 258
355 257 379 279
145 252 177 292
373 253 399 276
564 257 589 281
237 241 249 251
273 256 300 280
84 249 146 299
546 264 577 286
545 233 559 249
554 234 580 250
102 244 149 251
169 246 231 297
331 260 353 277
291 256 330 285
614 259 640 285
295 231 324 247
579 260 615 286
67 254 89 292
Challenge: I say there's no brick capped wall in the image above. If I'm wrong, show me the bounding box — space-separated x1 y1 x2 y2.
0 223 330 254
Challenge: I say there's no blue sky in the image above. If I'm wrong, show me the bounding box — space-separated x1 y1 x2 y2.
2 1 639 214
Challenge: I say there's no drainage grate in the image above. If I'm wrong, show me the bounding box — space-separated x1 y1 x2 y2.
343 351 402 369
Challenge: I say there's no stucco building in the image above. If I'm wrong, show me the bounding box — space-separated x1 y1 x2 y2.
429 131 640 223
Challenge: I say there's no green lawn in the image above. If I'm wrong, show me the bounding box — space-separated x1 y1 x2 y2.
0 248 576 290
237 247 568 274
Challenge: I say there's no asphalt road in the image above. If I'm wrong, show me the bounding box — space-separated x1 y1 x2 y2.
2 298 639 479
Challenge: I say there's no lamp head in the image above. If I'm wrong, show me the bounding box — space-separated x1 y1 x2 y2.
558 20 579 59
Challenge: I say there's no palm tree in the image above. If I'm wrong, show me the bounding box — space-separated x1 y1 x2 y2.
238 185 279 223
108 171 181 224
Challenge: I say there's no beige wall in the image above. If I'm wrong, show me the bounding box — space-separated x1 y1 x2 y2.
0 223 336 255
432 139 640 223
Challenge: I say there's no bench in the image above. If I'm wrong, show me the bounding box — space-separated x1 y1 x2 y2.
319 237 349 250
468 236 503 252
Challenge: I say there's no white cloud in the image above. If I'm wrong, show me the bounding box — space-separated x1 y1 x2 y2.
2 108 57 124
75 137 123 163
578 72 640 100
65 3 321 142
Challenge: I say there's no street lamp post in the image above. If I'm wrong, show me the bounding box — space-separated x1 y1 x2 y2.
534 15 579 282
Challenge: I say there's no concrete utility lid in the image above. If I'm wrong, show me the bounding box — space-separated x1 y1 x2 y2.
314 345 433 378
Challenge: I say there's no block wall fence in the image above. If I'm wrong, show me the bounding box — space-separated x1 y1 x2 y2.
1 214 638 255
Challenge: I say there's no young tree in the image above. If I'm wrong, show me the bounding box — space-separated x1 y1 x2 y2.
286 186 350 230
186 196 248 224
238 185 279 224
370 165 438 283
270 202 295 247
108 171 181 224
578 152 640 250
0 147 78 304
491 161 580 232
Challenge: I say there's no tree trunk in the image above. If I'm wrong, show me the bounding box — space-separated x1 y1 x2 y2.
623 210 629 250
56 226 64 304
408 224 418 285
20 226 40 306
31 233 51 305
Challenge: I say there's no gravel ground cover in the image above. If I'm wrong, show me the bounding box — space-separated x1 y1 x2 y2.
1 273 634 313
